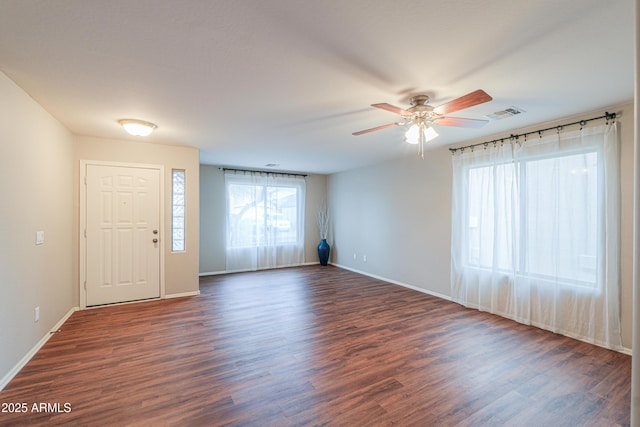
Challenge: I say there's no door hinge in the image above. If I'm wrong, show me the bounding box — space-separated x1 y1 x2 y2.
84 175 87 185
84 229 87 238
83 280 87 290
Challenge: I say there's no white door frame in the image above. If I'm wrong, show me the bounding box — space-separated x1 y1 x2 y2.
79 160 165 309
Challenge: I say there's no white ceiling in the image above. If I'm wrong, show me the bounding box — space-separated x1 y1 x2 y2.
0 0 634 174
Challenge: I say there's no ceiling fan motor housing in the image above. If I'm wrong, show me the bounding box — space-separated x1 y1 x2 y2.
408 95 434 117
409 94 430 106
408 95 435 121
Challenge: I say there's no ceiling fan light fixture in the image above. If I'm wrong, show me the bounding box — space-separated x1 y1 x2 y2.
404 124 439 145
119 119 157 136
404 124 421 144
423 125 439 142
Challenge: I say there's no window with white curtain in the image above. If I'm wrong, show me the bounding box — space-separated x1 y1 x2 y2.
451 123 621 350
465 149 598 290
224 170 305 272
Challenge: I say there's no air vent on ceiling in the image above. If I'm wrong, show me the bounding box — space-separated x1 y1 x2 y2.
486 106 526 120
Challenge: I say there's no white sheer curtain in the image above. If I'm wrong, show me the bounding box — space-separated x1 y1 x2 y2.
451 123 621 350
225 170 305 272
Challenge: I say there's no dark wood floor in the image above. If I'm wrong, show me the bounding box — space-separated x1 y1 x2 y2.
0 266 631 426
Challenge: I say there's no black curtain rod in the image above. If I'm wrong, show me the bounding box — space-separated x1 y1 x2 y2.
449 111 617 154
221 167 307 177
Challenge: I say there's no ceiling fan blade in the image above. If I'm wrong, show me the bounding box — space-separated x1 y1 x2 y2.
433 116 489 128
352 122 405 136
433 89 492 115
371 103 413 117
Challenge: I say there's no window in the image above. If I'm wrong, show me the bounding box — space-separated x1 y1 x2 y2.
466 162 518 272
465 150 598 289
227 183 299 248
172 170 185 252
224 170 305 271
523 151 598 286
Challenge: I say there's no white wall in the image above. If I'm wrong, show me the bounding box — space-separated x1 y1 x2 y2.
74 137 200 297
328 102 635 349
199 165 328 273
0 72 75 384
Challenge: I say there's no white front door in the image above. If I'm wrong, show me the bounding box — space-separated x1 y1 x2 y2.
85 164 161 306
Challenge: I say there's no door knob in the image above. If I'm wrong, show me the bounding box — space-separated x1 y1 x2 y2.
153 238 158 243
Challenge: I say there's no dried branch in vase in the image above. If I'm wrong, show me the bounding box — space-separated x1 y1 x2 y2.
317 202 329 240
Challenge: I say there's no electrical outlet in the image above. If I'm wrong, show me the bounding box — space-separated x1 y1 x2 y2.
363 255 367 262
353 253 357 260
34 306 40 322
36 231 45 245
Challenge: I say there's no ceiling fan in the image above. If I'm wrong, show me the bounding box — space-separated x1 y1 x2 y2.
353 89 493 157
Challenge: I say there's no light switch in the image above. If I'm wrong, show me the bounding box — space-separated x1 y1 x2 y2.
36 231 45 245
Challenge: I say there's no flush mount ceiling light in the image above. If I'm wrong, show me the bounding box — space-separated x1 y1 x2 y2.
118 119 157 136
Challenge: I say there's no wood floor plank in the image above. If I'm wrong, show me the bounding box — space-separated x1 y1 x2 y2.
0 265 631 426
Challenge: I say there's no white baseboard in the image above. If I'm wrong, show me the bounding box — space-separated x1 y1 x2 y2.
165 290 200 299
0 306 78 391
198 270 227 277
330 262 452 301
199 262 321 277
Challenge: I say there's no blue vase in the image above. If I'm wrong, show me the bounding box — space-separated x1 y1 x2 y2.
317 239 330 266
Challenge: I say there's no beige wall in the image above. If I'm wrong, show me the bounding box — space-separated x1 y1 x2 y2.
0 72 75 384
328 102 635 350
199 165 328 273
74 137 200 297
304 174 329 262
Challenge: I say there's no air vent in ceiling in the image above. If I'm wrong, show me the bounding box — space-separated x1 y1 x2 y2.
486 106 526 120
